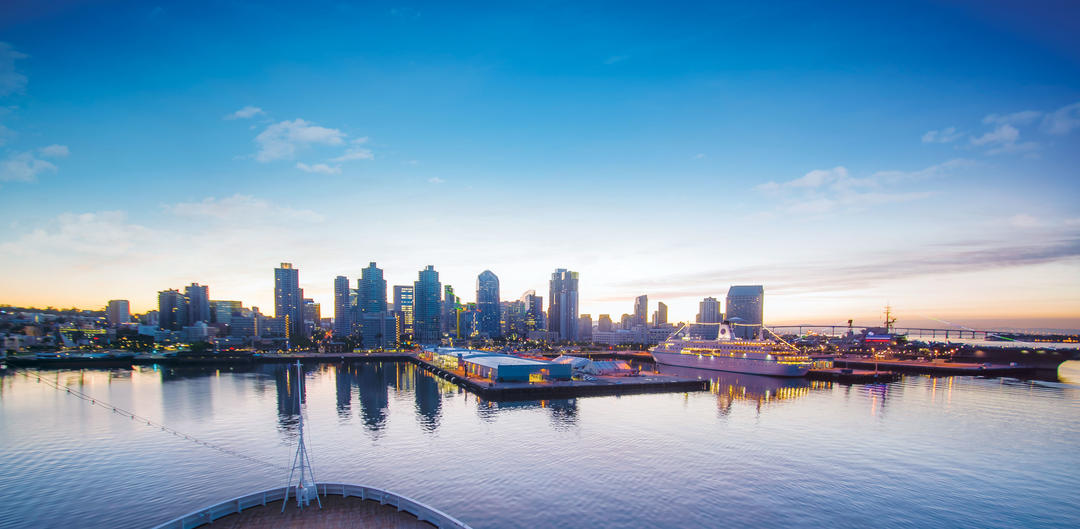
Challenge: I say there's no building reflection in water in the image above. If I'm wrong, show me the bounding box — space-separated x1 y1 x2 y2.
270 363 307 435
474 398 579 429
334 363 353 421
654 363 828 415
355 362 393 434
412 362 444 433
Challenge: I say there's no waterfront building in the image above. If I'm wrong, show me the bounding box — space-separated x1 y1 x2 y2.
393 285 414 338
597 314 613 332
697 297 722 323
105 300 130 327
185 283 210 325
360 311 398 349
653 302 668 326
413 265 442 344
578 314 593 341
333 275 351 337
274 263 304 339
524 291 544 331
476 270 501 339
140 310 159 327
633 294 648 327
548 268 579 342
620 314 632 330
425 348 572 382
210 300 242 325
726 285 764 339
157 289 187 331
302 298 320 333
358 262 388 313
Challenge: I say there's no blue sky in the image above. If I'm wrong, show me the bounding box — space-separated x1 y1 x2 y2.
1 1 1078 327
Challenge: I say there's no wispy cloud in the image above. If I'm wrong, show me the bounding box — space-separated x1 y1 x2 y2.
167 194 324 223
756 159 972 215
38 144 69 158
329 138 373 162
982 110 1042 126
0 151 58 182
614 236 1080 297
0 211 155 259
694 153 706 159
296 162 341 174
253 119 345 162
224 105 264 120
921 126 963 143
1041 101 1080 135
428 177 445 184
969 124 1039 155
0 42 28 97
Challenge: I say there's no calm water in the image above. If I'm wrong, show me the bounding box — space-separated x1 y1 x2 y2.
1 362 1078 529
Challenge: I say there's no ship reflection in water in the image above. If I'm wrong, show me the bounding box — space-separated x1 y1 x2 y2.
650 362 832 414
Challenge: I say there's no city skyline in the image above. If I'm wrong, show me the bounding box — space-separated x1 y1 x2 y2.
0 2 1078 328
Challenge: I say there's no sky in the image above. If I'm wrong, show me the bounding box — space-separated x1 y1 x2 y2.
0 0 1078 329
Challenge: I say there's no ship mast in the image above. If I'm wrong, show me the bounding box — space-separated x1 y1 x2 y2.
884 304 896 333
282 360 321 511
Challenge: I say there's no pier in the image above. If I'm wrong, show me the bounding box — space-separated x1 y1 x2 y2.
807 368 900 384
831 358 1036 377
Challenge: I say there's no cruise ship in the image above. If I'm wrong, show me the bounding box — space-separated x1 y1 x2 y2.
650 323 811 377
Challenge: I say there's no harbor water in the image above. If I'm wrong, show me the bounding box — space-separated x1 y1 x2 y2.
1 362 1078 529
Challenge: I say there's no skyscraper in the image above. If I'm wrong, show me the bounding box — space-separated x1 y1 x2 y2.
185 283 210 325
697 297 722 323
333 275 351 337
393 285 414 338
441 285 459 335
413 265 442 344
653 302 668 326
106 300 130 326
358 262 387 313
274 262 304 339
157 289 186 331
476 270 501 339
577 313 592 341
548 268 579 342
597 314 613 332
633 294 648 327
726 285 764 339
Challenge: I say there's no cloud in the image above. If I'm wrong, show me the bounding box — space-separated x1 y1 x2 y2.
756 160 972 214
224 105 264 120
38 144 69 158
0 42 28 97
167 194 324 223
1008 214 1042 228
1041 101 1080 135
982 110 1042 126
296 162 341 174
970 124 1038 155
329 139 374 162
0 151 57 182
617 237 1080 296
694 153 706 159
0 211 155 259
921 126 963 143
253 119 345 162
428 177 445 184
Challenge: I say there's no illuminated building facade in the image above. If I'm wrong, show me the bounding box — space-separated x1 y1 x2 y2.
106 299 130 327
333 275 351 336
274 262 304 339
548 268 579 342
413 265 442 344
697 297 722 323
476 270 501 339
726 285 764 339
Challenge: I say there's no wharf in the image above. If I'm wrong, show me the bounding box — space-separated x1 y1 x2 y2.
8 352 414 369
414 358 707 401
832 358 1036 377
807 368 900 384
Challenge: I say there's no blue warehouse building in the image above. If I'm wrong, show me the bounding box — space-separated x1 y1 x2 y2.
428 348 572 382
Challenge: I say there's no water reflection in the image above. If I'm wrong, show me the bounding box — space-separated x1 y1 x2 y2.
335 363 352 420
653 363 827 415
413 364 443 432
355 363 393 434
474 398 580 429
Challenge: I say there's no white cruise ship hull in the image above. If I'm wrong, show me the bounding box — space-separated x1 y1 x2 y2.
650 350 809 377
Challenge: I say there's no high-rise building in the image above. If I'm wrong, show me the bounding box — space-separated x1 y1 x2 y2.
413 265 442 344
548 269 579 342
393 285 414 338
620 314 632 330
211 300 242 325
597 314 613 332
697 297 722 323
333 275 351 337
158 289 187 331
441 285 459 335
523 291 544 331
633 294 648 327
358 262 387 313
653 302 668 326
106 300 130 327
360 311 398 349
578 314 592 341
185 283 210 324
303 298 320 330
726 285 764 339
274 263 304 339
476 270 501 339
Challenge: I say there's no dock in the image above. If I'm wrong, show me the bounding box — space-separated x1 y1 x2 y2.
807 368 900 384
413 357 708 401
831 358 1036 377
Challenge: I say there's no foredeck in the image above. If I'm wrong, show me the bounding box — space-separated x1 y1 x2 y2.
210 495 435 528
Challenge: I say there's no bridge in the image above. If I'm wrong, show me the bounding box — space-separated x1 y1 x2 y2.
766 324 1005 340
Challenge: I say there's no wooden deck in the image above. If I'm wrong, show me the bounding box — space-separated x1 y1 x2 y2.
208 495 436 528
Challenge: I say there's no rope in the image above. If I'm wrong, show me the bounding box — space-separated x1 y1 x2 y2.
16 368 288 472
